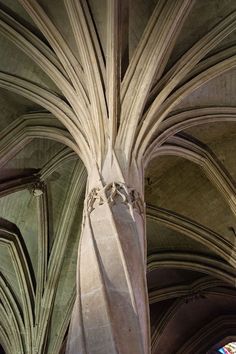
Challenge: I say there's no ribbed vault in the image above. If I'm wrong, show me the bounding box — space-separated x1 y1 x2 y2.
0 0 236 353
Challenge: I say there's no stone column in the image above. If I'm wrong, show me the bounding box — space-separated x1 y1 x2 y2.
66 177 150 354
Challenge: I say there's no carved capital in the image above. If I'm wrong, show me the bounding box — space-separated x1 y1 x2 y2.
86 182 144 214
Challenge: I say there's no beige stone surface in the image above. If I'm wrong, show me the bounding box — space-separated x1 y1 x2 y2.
1 1 236 353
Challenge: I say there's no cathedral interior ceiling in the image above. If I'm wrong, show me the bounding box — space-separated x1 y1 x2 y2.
0 0 236 353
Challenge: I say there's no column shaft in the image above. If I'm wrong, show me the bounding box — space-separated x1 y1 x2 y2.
66 182 150 354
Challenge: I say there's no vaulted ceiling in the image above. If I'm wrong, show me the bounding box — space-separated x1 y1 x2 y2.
0 1 236 353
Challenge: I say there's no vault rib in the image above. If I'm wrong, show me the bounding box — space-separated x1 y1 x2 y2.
147 205 235 266
153 134 236 220
65 0 107 166
118 0 194 161
149 11 236 104
0 72 92 168
136 54 236 160
18 0 86 96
